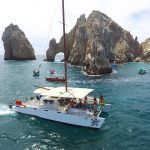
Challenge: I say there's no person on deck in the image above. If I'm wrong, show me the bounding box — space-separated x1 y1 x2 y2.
70 99 75 108
79 99 83 108
93 104 97 116
93 96 97 105
99 95 105 106
84 96 88 104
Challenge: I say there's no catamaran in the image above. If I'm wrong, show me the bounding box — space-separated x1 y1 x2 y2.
14 86 111 129
13 0 111 129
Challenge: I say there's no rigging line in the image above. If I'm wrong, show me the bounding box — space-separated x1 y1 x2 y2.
41 0 60 53
65 0 76 32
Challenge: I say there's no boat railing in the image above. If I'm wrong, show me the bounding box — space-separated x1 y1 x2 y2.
67 108 93 117
40 100 58 110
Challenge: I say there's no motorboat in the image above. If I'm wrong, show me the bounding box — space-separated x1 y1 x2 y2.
138 68 146 74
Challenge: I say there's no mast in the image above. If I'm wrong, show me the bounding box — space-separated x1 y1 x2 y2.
62 0 67 91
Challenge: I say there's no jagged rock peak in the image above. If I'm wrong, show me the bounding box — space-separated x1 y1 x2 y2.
77 14 86 27
2 23 36 60
87 10 112 24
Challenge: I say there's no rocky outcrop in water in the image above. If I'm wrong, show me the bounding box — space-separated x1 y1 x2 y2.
2 23 36 60
46 11 142 75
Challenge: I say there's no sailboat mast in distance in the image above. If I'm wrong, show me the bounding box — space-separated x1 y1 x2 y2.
62 0 67 92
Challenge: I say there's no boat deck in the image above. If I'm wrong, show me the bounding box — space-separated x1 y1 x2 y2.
21 100 96 117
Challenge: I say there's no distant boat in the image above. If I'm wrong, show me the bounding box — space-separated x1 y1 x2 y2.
33 69 40 76
33 64 41 76
138 68 146 74
45 69 65 82
45 76 65 82
50 69 55 74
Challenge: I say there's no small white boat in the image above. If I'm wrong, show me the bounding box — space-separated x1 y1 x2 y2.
33 69 40 76
14 86 111 129
33 64 41 76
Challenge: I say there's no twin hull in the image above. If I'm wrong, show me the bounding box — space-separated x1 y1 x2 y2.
14 106 105 129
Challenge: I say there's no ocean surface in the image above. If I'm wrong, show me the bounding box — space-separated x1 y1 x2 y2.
0 55 150 150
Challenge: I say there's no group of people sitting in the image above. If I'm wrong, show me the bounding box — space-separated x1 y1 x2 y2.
68 95 105 109
58 97 71 106
43 99 54 104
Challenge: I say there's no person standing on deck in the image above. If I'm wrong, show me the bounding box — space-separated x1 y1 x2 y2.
84 96 88 104
99 95 105 106
93 96 97 105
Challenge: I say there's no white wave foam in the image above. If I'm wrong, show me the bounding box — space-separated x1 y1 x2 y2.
82 70 118 76
112 70 117 74
81 70 103 77
0 105 15 115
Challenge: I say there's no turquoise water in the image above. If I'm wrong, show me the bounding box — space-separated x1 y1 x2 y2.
0 56 150 150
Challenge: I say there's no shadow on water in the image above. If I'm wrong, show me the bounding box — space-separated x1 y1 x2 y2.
11 113 108 150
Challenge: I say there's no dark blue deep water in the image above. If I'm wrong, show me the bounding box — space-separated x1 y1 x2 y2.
0 55 150 150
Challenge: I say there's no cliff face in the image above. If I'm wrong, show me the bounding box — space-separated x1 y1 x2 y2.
46 11 142 75
139 38 150 62
2 23 36 60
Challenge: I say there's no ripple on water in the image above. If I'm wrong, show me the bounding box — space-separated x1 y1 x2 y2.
0 104 15 116
0 59 150 150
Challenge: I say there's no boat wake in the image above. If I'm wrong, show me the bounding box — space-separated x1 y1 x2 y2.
112 70 117 74
0 104 15 115
81 70 117 76
81 70 103 77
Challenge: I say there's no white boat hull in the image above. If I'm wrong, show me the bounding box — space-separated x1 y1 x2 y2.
14 106 105 129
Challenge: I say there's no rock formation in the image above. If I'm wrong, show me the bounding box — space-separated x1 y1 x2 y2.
46 11 142 75
2 23 36 60
139 38 150 62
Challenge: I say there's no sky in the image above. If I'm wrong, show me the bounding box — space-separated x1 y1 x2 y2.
0 0 150 55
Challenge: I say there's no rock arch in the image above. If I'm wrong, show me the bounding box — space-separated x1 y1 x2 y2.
55 52 64 62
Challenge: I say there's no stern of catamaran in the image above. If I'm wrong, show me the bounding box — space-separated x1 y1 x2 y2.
90 116 105 128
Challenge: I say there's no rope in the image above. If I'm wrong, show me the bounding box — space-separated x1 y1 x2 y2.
41 0 60 53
